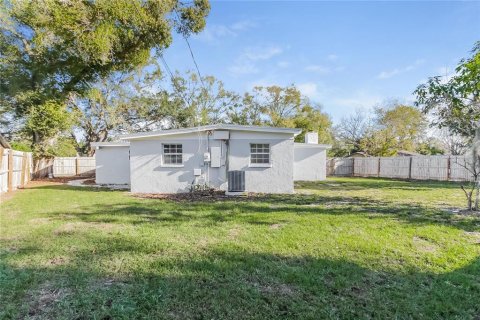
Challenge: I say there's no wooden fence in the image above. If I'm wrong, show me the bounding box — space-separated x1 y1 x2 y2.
52 157 96 177
33 157 96 178
0 148 33 193
0 151 96 194
327 155 475 182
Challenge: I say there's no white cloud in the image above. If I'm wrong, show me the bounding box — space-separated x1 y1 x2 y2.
298 82 318 98
193 25 235 43
277 61 290 68
296 82 333 102
377 69 402 79
194 20 256 43
332 90 382 109
305 65 331 75
230 20 257 31
228 61 259 75
326 54 338 61
228 45 283 76
243 46 283 61
377 59 425 79
436 66 455 83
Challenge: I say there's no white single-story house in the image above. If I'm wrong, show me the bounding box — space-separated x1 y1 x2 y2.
92 124 330 194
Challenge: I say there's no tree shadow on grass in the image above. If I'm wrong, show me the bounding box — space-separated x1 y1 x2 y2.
3 183 480 318
297 178 466 191
1 236 479 320
33 184 480 233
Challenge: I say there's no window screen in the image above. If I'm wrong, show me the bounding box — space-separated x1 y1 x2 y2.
163 144 183 165
250 143 270 164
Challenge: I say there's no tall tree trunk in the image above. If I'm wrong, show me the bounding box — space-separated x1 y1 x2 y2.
475 181 480 211
462 185 474 211
85 130 108 157
70 132 83 156
31 131 44 157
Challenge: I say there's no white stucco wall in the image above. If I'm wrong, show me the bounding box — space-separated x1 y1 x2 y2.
95 146 130 184
228 131 295 194
129 132 222 193
129 130 295 194
293 144 328 181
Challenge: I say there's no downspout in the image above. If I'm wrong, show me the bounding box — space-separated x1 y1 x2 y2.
225 139 230 173
206 130 211 187
225 136 230 192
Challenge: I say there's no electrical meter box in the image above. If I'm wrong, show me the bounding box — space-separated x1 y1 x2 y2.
203 152 211 162
210 147 221 167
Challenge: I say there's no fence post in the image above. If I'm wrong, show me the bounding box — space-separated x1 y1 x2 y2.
351 157 355 177
20 152 27 188
447 156 451 181
75 157 79 176
0 147 3 175
408 157 413 180
27 154 32 183
7 150 13 192
377 157 381 177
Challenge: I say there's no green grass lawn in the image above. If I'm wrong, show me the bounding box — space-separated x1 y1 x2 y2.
1 178 479 319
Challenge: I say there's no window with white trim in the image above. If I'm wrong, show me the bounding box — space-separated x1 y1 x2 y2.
163 144 183 165
250 143 270 164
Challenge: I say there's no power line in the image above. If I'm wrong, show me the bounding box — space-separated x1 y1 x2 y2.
174 11 206 89
158 54 174 81
130 2 192 109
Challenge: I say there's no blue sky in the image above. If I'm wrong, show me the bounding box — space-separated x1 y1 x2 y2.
163 1 480 124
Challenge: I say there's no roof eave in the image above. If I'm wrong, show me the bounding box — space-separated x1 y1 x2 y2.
91 142 130 147
294 143 332 149
120 125 302 140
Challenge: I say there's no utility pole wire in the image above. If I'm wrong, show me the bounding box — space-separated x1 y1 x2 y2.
130 1 192 110
174 10 206 89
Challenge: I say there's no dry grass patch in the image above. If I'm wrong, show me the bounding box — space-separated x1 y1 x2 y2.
228 226 243 239
24 282 71 319
413 236 439 253
53 222 120 236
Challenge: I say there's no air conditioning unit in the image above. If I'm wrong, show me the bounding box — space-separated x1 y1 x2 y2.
228 170 245 192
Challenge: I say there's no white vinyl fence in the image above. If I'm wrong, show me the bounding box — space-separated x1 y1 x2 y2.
327 155 475 182
0 148 33 194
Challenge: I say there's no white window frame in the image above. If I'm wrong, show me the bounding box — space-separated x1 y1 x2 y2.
162 143 184 167
249 143 272 167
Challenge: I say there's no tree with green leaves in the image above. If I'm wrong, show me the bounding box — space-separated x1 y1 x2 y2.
169 71 240 127
227 85 333 143
455 128 480 211
415 41 480 139
334 109 371 155
69 70 238 156
360 104 427 156
0 0 210 156
292 104 334 145
226 92 263 126
68 67 168 156
252 85 303 127
227 85 302 127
